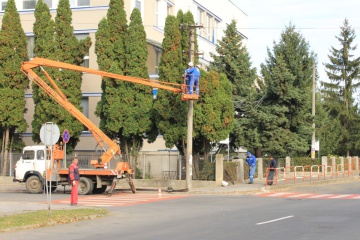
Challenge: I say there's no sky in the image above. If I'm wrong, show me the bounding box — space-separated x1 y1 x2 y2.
230 0 360 83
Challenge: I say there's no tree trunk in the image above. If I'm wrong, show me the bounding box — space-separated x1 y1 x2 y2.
1 128 10 176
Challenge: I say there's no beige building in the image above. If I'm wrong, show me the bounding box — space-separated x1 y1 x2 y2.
0 0 248 151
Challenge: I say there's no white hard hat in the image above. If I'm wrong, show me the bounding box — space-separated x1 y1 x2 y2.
196 64 201 68
188 62 193 67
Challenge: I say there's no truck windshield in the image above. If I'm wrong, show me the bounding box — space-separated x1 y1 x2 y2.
22 150 35 160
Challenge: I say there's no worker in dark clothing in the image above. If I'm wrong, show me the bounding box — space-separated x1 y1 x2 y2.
246 151 257 184
267 155 277 186
69 157 80 206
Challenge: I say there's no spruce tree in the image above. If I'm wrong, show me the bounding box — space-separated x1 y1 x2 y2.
153 15 187 154
260 24 315 156
322 19 360 156
0 0 29 175
31 0 91 152
209 19 258 154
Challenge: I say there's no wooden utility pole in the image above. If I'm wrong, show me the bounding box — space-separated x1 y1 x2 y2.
311 64 316 159
183 24 202 191
186 28 195 191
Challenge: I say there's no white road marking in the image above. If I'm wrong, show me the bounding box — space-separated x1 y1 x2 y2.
307 194 333 199
328 194 352 199
287 193 313 198
267 192 292 197
256 215 294 225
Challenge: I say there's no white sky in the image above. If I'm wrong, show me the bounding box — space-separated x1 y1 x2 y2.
231 0 360 82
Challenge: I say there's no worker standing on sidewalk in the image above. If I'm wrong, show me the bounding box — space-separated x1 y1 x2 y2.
267 155 277 186
246 152 257 184
68 157 80 206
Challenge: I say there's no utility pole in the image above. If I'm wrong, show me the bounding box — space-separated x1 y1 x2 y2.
311 64 316 159
183 24 201 191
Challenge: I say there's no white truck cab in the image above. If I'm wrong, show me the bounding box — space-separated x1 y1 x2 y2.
14 145 49 193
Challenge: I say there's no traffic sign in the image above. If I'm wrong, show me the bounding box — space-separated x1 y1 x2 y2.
40 122 60 145
62 129 70 143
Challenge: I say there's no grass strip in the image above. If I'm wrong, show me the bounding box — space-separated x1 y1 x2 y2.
0 208 109 232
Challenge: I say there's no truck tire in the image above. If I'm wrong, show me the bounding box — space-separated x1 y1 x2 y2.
92 185 107 194
78 177 94 195
26 176 43 194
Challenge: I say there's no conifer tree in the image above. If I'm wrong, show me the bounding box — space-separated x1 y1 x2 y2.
31 0 91 152
177 10 199 67
153 15 187 154
0 0 29 175
260 24 315 156
210 19 258 154
95 0 130 158
120 8 152 162
193 70 234 159
322 19 360 156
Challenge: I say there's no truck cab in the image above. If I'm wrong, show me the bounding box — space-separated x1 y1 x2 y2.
14 146 47 193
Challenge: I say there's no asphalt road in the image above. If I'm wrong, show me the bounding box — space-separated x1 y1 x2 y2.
1 182 360 240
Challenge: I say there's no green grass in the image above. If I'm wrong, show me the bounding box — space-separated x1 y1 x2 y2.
0 208 109 232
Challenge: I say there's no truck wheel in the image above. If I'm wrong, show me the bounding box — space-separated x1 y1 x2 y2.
78 177 94 195
92 185 107 194
26 176 43 194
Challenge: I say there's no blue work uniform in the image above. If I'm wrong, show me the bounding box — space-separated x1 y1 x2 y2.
186 67 200 94
246 154 257 183
183 68 191 93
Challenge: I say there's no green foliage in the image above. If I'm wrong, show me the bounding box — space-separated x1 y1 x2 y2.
322 19 360 156
0 208 108 231
199 161 215 180
0 0 29 131
177 10 199 67
154 15 187 153
145 162 152 179
259 24 315 156
31 0 91 152
290 157 321 166
224 161 237 182
95 0 128 138
95 3 152 163
0 0 29 175
209 19 258 154
193 71 234 156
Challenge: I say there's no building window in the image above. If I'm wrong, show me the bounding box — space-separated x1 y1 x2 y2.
76 34 90 68
23 0 36 9
1 1 7 11
81 97 89 118
27 36 34 59
206 14 211 40
166 3 172 16
214 20 219 44
44 0 52 8
155 0 173 30
81 96 89 131
154 47 161 74
70 0 89 7
135 0 141 10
